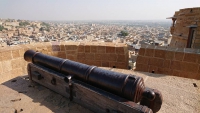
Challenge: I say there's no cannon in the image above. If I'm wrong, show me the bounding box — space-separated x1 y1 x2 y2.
24 50 162 113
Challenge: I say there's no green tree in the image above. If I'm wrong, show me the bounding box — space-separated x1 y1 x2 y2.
41 22 50 27
19 21 30 26
0 26 4 31
120 31 129 37
39 27 44 31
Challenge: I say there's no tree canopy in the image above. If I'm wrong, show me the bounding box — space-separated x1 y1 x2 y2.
41 22 50 27
19 21 30 26
119 31 129 36
0 26 4 31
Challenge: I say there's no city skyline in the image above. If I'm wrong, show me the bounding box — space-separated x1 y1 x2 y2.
0 0 199 21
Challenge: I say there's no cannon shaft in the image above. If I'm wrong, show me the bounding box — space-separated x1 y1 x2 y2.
24 50 145 102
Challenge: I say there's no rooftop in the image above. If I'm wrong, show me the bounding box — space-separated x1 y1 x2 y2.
0 68 199 113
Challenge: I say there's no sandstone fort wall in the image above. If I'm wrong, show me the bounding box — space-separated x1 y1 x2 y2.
0 42 128 83
136 45 200 80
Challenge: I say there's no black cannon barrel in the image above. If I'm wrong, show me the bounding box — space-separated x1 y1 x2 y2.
24 50 145 102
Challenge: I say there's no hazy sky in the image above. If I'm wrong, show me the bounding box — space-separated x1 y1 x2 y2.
0 0 199 21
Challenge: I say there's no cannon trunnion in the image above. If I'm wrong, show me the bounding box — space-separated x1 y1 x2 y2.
24 50 163 113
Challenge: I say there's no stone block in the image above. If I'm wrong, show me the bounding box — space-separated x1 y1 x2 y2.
97 46 106 53
148 65 158 73
11 58 23 69
163 60 171 68
57 52 66 59
116 62 127 69
40 48 48 54
180 62 199 73
51 52 57 57
92 61 101 66
116 47 124 54
95 53 102 61
179 71 198 79
148 57 164 67
65 45 78 51
135 63 149 72
136 56 149 65
109 62 116 68
144 48 154 57
192 43 200 49
157 68 173 75
170 61 181 70
77 53 85 60
12 49 20 58
183 53 198 63
174 52 184 61
66 55 76 61
85 45 91 53
108 54 117 61
90 46 98 53
46 45 53 52
0 51 12 61
52 45 60 51
11 68 23 78
172 70 180 77
85 60 97 66
78 45 85 53
1 60 12 72
19 49 25 57
76 59 85 64
165 51 175 60
196 74 200 80
138 48 145 56
101 54 110 61
102 61 109 67
106 47 115 53
66 51 77 55
60 44 65 51
154 49 166 58
85 53 95 60
0 71 11 83
194 39 200 43
117 55 126 62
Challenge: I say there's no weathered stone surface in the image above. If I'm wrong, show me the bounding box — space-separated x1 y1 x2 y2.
136 56 149 65
135 63 149 72
1 60 12 73
183 53 198 63
97 46 106 53
138 48 145 56
154 49 165 58
1 69 200 113
149 57 164 67
174 52 184 61
144 48 154 57
106 46 115 53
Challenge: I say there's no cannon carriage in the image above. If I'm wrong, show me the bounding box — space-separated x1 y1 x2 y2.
24 50 162 113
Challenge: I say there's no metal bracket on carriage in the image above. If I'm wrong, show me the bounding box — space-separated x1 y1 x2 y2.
64 75 73 101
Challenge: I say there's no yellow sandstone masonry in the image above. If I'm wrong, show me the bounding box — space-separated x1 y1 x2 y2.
169 7 200 48
0 42 128 83
136 45 200 80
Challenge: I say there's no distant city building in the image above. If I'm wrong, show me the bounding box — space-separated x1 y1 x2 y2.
168 7 200 48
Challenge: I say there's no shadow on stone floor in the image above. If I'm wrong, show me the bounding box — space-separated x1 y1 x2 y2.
1 75 92 113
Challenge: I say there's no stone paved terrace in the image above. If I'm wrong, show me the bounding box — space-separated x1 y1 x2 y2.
0 68 199 113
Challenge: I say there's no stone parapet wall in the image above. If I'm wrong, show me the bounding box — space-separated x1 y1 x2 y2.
0 42 128 83
136 45 200 80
